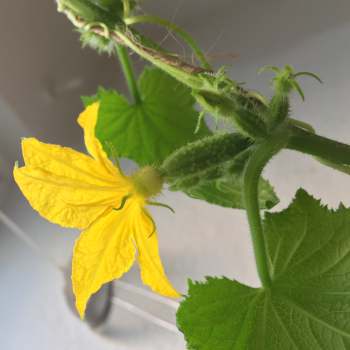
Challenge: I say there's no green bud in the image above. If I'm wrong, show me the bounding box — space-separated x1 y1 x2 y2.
273 65 296 95
267 93 290 130
161 133 252 179
79 28 116 55
193 91 235 119
193 91 267 139
233 108 268 139
260 64 322 103
57 0 123 27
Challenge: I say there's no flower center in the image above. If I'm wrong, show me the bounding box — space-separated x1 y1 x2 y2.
131 166 164 198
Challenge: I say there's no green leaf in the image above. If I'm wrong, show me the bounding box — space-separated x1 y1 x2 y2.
183 175 278 210
81 95 97 107
177 189 350 349
95 67 211 165
81 87 107 107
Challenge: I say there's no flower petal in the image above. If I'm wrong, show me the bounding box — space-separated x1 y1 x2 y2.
14 165 123 229
72 209 136 318
77 102 119 176
21 137 122 186
15 138 132 229
132 204 180 298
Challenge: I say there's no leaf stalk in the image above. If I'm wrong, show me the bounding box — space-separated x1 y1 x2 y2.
288 126 350 172
243 128 289 288
115 44 141 104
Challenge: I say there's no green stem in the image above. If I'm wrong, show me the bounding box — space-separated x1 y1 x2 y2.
316 158 350 175
115 44 141 104
114 30 205 90
288 126 350 167
243 129 289 288
124 15 212 70
122 0 130 18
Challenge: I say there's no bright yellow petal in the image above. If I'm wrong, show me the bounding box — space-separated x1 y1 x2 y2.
72 209 136 318
14 165 123 229
131 201 180 298
14 138 132 229
21 137 121 185
77 102 119 176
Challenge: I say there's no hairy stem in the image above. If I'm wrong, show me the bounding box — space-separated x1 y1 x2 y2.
124 15 212 70
316 158 350 175
243 129 289 288
115 44 141 104
288 126 350 167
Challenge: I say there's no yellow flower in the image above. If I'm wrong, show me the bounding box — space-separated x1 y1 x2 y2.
14 102 180 318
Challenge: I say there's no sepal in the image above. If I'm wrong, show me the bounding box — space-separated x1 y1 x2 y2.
79 28 116 55
260 65 321 129
260 64 322 100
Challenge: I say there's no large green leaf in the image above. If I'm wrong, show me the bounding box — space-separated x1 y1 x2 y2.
184 175 278 210
94 67 210 166
177 189 350 349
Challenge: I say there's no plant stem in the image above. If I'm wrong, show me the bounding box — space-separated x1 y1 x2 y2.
122 0 130 18
316 158 350 175
288 126 350 166
124 15 212 70
115 44 141 104
243 129 289 288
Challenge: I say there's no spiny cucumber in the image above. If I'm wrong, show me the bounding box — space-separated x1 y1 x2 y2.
161 133 252 179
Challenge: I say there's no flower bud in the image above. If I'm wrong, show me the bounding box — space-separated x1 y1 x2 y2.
57 0 122 27
194 91 268 139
